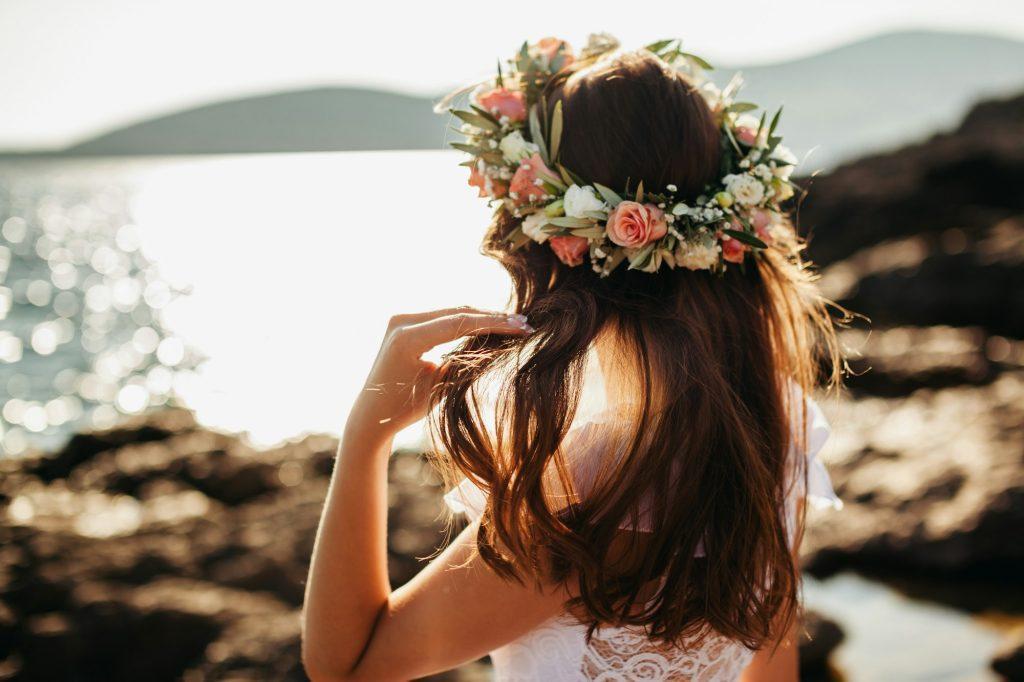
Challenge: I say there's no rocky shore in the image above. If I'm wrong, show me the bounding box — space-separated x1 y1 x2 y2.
2 91 1023 680
0 411 843 680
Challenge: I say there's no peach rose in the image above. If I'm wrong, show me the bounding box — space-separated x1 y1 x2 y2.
509 153 555 205
549 235 589 267
468 165 507 198
749 208 774 244
605 201 668 248
536 37 575 67
476 87 527 122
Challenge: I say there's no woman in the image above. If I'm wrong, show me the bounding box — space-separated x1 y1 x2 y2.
303 35 846 681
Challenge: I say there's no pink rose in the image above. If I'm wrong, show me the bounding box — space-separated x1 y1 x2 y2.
549 235 589 267
734 126 758 146
476 87 527 123
605 201 668 248
536 37 575 67
468 165 507 198
509 153 555 205
749 208 774 244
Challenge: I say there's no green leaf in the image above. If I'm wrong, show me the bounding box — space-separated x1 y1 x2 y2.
645 39 675 54
449 142 503 165
682 52 714 70
582 210 609 221
627 244 656 270
728 102 758 113
496 59 504 88
506 226 531 249
549 100 564 162
548 216 595 228
557 164 574 186
528 104 550 166
593 183 623 207
469 104 501 125
558 164 585 186
722 229 768 249
768 106 783 137
516 42 531 72
755 111 767 138
540 171 567 191
722 123 742 154
541 225 572 236
450 109 499 132
571 226 606 239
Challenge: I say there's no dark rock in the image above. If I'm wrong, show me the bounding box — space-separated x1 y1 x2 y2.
803 371 1024 579
0 411 453 681
992 627 1024 681
799 610 845 681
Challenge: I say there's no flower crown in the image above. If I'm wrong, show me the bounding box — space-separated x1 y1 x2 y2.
442 34 800 276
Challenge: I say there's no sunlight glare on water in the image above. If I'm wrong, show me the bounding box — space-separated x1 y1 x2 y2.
130 151 511 445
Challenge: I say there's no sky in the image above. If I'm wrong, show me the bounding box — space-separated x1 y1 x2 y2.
1 0 1023 150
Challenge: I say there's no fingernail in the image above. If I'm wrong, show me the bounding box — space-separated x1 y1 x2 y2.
507 315 535 333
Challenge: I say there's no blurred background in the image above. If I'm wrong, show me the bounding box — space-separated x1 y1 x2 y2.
1 1 1023 680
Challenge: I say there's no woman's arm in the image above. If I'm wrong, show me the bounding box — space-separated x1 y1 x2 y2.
301 307 567 681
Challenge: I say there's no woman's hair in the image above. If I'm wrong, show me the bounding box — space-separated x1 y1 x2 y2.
429 51 845 649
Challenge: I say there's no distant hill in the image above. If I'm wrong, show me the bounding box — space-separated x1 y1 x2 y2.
2 30 1023 170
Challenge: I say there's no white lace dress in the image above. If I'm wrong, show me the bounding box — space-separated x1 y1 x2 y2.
443 394 842 682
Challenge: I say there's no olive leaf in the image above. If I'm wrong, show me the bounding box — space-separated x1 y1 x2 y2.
558 163 585 186
528 104 550 166
593 183 624 207
549 100 564 162
768 106 783 137
469 104 501 125
682 52 714 70
450 109 499 132
571 226 606 239
645 39 676 54
506 226 531 249
548 216 595 228
722 229 768 249
635 180 645 202
728 102 758 113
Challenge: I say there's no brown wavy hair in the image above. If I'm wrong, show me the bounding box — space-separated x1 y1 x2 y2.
429 50 845 650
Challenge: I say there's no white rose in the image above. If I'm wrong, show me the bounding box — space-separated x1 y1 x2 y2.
521 212 549 243
770 145 798 179
499 131 539 163
723 173 765 207
563 184 607 218
676 238 721 271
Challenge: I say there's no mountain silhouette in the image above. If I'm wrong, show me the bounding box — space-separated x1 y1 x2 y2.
3 30 1023 170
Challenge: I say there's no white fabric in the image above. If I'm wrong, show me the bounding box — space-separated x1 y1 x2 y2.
442 390 841 682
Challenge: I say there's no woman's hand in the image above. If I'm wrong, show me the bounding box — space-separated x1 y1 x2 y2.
345 306 533 444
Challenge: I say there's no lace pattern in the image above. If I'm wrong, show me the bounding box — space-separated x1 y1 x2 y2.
580 627 754 681
489 616 755 681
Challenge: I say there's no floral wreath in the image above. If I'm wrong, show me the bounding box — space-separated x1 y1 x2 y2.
440 34 801 276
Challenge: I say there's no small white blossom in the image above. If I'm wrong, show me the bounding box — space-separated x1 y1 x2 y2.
753 164 773 181
770 145 798 179
521 212 550 243
499 131 539 163
723 173 765 207
667 184 678 192
563 184 607 218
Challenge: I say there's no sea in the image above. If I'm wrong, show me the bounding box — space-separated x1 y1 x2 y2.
0 152 1013 680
